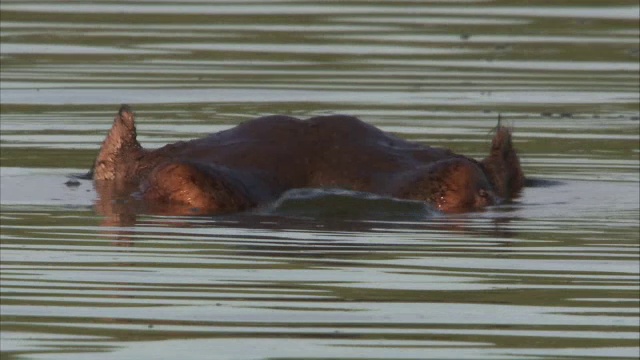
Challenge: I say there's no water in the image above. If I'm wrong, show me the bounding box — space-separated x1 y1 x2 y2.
1 1 639 359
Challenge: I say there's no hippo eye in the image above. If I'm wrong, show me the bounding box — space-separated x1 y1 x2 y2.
478 189 489 199
477 188 497 207
477 189 494 205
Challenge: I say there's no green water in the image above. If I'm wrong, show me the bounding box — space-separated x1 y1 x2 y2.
1 1 639 359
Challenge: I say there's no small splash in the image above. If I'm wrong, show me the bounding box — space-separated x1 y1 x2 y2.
259 188 437 221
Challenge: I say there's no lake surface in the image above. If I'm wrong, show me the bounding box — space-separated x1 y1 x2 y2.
1 1 639 359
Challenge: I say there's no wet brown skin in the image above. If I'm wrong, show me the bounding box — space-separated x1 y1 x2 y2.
92 105 524 214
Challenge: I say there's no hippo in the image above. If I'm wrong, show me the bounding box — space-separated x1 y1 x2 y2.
90 105 524 215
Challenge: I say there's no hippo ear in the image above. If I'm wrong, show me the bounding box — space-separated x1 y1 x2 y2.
92 105 143 181
481 126 524 198
117 104 135 127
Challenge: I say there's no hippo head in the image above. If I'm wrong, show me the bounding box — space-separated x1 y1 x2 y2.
90 105 524 216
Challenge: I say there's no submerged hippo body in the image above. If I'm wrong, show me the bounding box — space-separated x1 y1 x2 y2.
92 105 524 214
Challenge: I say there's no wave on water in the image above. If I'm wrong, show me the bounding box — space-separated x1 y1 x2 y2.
257 188 437 221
